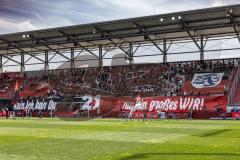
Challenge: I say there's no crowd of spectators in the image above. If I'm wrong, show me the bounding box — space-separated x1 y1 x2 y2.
48 59 236 98
0 74 12 93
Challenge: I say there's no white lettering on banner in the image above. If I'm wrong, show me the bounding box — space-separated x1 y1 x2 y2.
81 96 100 110
26 100 35 110
192 98 201 110
179 98 204 110
14 96 100 111
48 100 56 110
149 99 178 111
14 100 57 111
35 100 48 110
92 95 100 110
122 97 205 111
122 101 147 111
179 98 189 110
122 102 134 110
14 102 25 110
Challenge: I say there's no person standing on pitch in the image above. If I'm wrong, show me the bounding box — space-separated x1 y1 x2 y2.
38 109 42 118
5 108 9 119
188 107 193 120
21 107 24 119
11 109 16 120
143 110 148 121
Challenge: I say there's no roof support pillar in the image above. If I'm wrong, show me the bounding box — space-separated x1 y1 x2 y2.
200 35 204 61
233 24 240 43
44 51 49 71
163 39 167 63
99 45 103 67
129 42 134 64
20 52 25 73
70 48 75 69
0 56 3 73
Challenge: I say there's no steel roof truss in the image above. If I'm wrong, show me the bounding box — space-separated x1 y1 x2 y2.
2 55 20 65
58 30 99 58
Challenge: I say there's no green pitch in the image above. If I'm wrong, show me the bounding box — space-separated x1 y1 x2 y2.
0 118 240 160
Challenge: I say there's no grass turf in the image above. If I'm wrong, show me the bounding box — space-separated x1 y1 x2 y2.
0 118 240 160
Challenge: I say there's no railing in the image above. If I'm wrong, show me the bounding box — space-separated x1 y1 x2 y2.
228 65 240 105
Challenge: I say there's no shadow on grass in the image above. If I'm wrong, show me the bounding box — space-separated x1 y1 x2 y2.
197 129 231 137
119 152 240 160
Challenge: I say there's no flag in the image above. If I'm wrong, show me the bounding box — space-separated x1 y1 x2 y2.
15 80 19 92
191 73 224 88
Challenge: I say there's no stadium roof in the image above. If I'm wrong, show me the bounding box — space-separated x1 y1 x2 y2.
0 4 240 56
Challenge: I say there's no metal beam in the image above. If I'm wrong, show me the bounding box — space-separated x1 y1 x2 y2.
133 21 165 54
129 42 134 64
0 38 26 53
133 44 140 55
30 35 68 52
200 35 204 61
0 56 2 73
48 52 57 62
74 50 84 59
29 35 53 50
0 20 238 54
58 30 99 58
108 39 130 56
102 46 112 58
45 51 49 71
163 39 167 63
185 30 201 50
25 52 45 63
203 37 208 48
147 37 164 54
21 52 25 72
181 21 202 50
24 56 33 64
166 41 172 52
99 45 103 67
2 55 21 65
0 38 47 55
56 51 70 60
94 26 130 56
232 24 240 43
70 48 75 69
227 10 240 44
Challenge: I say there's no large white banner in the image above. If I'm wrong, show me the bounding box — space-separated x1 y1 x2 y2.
191 73 224 89
14 99 57 111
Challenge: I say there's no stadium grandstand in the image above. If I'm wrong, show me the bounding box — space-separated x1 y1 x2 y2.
1 4 240 120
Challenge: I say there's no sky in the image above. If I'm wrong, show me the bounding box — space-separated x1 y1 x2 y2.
0 0 240 34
